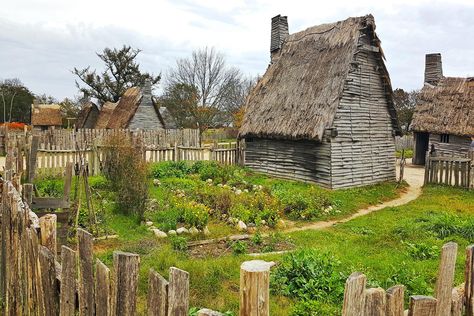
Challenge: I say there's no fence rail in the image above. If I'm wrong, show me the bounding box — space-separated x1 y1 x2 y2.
424 155 473 189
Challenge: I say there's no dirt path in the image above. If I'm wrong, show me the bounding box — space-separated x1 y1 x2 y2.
284 160 425 233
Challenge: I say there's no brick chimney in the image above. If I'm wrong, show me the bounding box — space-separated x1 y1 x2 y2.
270 15 289 61
424 53 443 86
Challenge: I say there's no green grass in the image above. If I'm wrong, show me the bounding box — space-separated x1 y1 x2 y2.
93 185 474 315
396 149 414 158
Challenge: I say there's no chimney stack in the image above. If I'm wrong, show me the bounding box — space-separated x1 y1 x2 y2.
424 53 443 86
270 15 289 60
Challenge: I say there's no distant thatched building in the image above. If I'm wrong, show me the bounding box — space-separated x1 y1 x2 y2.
88 82 177 130
75 102 99 129
239 15 401 189
411 54 474 165
31 104 63 131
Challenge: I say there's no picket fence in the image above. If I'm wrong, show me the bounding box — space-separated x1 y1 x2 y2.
424 155 473 189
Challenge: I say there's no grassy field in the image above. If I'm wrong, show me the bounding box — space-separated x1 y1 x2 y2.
34 162 474 315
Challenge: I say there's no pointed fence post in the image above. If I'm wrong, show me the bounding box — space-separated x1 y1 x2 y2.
78 228 95 316
465 245 474 315
342 272 367 316
39 214 57 256
113 251 140 316
148 269 169 316
408 295 437 316
364 287 386 315
60 246 76 316
168 267 189 316
386 285 404 316
435 242 458 316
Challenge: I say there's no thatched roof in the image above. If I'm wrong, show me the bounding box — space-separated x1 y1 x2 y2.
411 77 474 137
94 101 117 129
75 102 99 128
31 104 63 126
106 87 142 129
239 15 399 141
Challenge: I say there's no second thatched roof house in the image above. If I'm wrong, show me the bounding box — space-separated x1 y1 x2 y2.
239 14 401 189
411 53 474 165
31 103 63 131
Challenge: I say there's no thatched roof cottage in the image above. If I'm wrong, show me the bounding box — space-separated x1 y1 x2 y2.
239 14 401 189
75 102 100 129
31 103 63 131
411 53 474 165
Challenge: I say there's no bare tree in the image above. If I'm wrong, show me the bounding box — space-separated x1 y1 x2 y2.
166 47 244 129
393 88 420 133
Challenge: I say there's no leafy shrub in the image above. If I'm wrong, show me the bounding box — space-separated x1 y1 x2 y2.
150 161 191 179
231 241 247 255
404 242 439 260
102 134 148 219
155 206 182 232
273 186 332 220
35 179 63 197
196 186 234 215
383 262 433 299
181 201 209 229
191 161 221 180
251 231 263 245
170 236 188 252
290 299 339 316
161 177 200 192
271 249 346 304
88 176 108 190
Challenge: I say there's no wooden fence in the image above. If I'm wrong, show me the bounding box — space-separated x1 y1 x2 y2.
424 155 473 189
395 135 414 151
0 176 273 315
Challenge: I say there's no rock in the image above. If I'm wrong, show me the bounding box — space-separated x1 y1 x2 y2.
247 227 257 234
153 179 161 186
176 227 189 235
203 226 211 236
152 229 167 238
235 189 242 195
145 221 154 226
247 223 256 228
276 219 287 229
236 220 247 231
147 226 157 231
243 189 249 193
217 183 223 187
189 227 199 235
206 178 213 183
168 230 177 236
260 220 267 226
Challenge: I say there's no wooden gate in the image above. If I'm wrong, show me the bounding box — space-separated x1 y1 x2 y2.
424 156 472 189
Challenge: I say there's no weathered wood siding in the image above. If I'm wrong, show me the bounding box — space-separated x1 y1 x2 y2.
429 133 471 157
128 106 165 130
330 36 396 188
244 138 332 188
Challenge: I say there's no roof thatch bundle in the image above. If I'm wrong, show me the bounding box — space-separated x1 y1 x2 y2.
31 104 63 126
75 102 98 128
239 15 399 141
411 77 474 137
106 87 142 129
94 101 117 129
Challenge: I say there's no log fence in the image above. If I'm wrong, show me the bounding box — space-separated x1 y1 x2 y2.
424 155 473 189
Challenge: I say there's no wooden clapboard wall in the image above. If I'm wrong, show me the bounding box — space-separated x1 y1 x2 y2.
330 33 396 189
428 133 471 158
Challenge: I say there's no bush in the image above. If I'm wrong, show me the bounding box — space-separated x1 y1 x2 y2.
35 178 63 197
150 161 191 179
155 205 182 232
170 236 188 252
383 262 433 299
273 186 332 220
404 242 439 260
102 134 148 219
271 249 346 304
181 201 209 229
231 241 247 255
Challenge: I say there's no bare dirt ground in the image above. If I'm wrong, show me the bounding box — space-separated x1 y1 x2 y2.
284 159 425 233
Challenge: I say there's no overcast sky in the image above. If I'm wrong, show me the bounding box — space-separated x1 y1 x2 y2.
1 0 474 100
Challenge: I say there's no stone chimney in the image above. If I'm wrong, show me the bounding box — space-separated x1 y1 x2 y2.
141 80 153 106
270 15 289 61
424 53 443 86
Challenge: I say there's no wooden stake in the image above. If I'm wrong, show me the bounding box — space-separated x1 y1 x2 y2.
78 228 94 316
408 295 437 316
465 245 474 315
60 246 76 316
342 272 367 316
239 260 274 316
95 259 111 316
113 251 140 316
39 246 59 315
168 267 189 316
39 214 57 256
434 242 458 316
148 269 169 316
386 285 404 316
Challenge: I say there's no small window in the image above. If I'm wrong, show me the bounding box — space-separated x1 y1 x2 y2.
440 134 450 143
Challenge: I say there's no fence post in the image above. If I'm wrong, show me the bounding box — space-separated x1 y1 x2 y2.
148 269 169 316
23 183 33 205
39 214 57 256
168 267 189 316
408 295 437 316
60 246 77 316
386 285 404 316
113 251 140 316
78 228 95 316
434 242 458 316
95 259 111 316
451 286 464 316
38 246 59 315
364 288 386 315
239 260 274 316
342 272 366 316
465 245 474 315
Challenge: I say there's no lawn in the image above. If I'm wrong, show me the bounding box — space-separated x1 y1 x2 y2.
33 162 474 315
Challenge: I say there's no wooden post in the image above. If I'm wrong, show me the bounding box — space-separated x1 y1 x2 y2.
168 267 189 316
451 286 464 316
39 214 57 256
95 259 111 316
23 183 33 205
78 228 95 316
239 260 274 316
28 135 39 182
60 246 76 316
408 295 437 316
39 246 59 315
465 245 474 315
434 242 458 316
63 162 73 202
113 251 140 316
386 285 404 316
148 269 169 316
364 288 386 315
342 272 366 316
